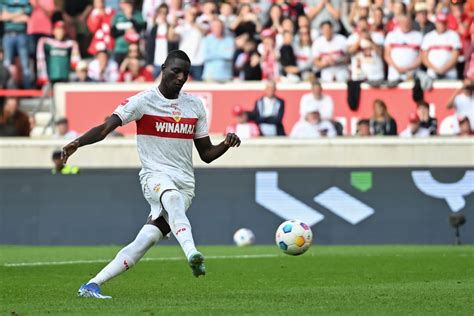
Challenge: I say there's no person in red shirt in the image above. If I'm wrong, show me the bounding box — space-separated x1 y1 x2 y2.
87 0 116 55
118 57 153 82
225 105 260 139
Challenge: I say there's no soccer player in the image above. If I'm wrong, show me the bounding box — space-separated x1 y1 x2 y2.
61 50 241 299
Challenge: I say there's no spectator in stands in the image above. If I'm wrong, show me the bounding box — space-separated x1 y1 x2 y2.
74 60 94 82
120 42 143 73
347 17 384 85
294 27 313 81
279 31 300 82
87 0 116 56
54 117 78 140
400 112 431 137
264 4 283 35
202 19 234 82
146 4 172 79
2 0 33 89
219 2 236 34
196 0 217 31
458 116 474 136
225 105 260 139
28 0 55 69
413 2 435 35
312 21 349 82
142 0 162 30
385 0 407 33
421 13 462 80
307 0 342 34
369 99 397 135
447 79 474 130
384 15 422 85
371 7 385 35
230 3 261 39
234 38 262 81
37 21 81 85
290 109 336 138
62 0 93 58
0 97 30 137
88 47 119 82
258 28 279 81
51 150 79 175
119 57 153 82
356 119 371 136
174 6 205 81
0 48 13 89
299 80 334 121
417 101 438 135
464 23 474 79
248 80 286 136
111 0 145 65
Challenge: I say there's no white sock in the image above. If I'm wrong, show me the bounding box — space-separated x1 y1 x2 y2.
88 224 162 285
161 190 197 259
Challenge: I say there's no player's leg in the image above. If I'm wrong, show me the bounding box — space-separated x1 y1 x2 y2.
160 189 205 277
78 216 171 298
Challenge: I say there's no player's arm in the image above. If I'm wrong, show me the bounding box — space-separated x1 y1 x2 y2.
61 114 122 164
193 133 241 164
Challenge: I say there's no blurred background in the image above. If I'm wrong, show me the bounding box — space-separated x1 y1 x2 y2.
0 0 472 246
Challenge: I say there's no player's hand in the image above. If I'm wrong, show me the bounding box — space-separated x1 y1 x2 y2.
61 140 80 164
224 133 241 148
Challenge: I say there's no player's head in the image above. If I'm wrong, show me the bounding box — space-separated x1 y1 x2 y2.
161 50 191 93
52 150 63 170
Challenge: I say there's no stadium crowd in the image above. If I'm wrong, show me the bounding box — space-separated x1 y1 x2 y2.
0 0 472 137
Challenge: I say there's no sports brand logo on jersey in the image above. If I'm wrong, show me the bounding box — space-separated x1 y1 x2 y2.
136 115 197 139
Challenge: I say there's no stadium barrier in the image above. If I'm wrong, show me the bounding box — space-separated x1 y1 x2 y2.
54 81 462 136
0 138 472 245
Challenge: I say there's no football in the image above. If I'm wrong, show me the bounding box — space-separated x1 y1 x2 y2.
275 220 313 255
233 228 256 247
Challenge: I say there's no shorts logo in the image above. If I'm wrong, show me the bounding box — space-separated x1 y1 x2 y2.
176 227 187 235
154 184 161 193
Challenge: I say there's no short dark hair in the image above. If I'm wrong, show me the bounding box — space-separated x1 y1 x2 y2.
52 150 62 160
358 119 370 126
417 100 429 109
320 20 332 29
164 50 191 65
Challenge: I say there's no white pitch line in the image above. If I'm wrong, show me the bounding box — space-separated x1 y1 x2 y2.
3 254 279 268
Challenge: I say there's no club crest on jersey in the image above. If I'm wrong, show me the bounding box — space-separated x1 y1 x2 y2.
172 111 182 122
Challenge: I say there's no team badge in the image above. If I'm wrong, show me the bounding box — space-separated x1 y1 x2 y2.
172 111 182 122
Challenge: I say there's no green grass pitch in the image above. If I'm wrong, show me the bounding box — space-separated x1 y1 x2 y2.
1 245 473 315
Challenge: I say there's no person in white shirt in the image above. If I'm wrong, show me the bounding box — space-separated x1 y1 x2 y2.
400 112 431 137
174 6 206 81
347 18 385 83
384 15 423 83
447 79 474 129
312 21 349 82
421 12 461 80
87 49 119 82
290 109 337 138
293 27 313 81
299 80 334 121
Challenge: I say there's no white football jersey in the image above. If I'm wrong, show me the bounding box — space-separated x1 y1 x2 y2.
312 34 349 82
384 29 423 81
113 87 209 193
421 30 461 79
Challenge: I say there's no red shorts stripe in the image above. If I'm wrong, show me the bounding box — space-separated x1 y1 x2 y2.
136 114 198 139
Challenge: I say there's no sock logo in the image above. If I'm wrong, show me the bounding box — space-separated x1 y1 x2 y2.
123 260 130 270
176 227 187 235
